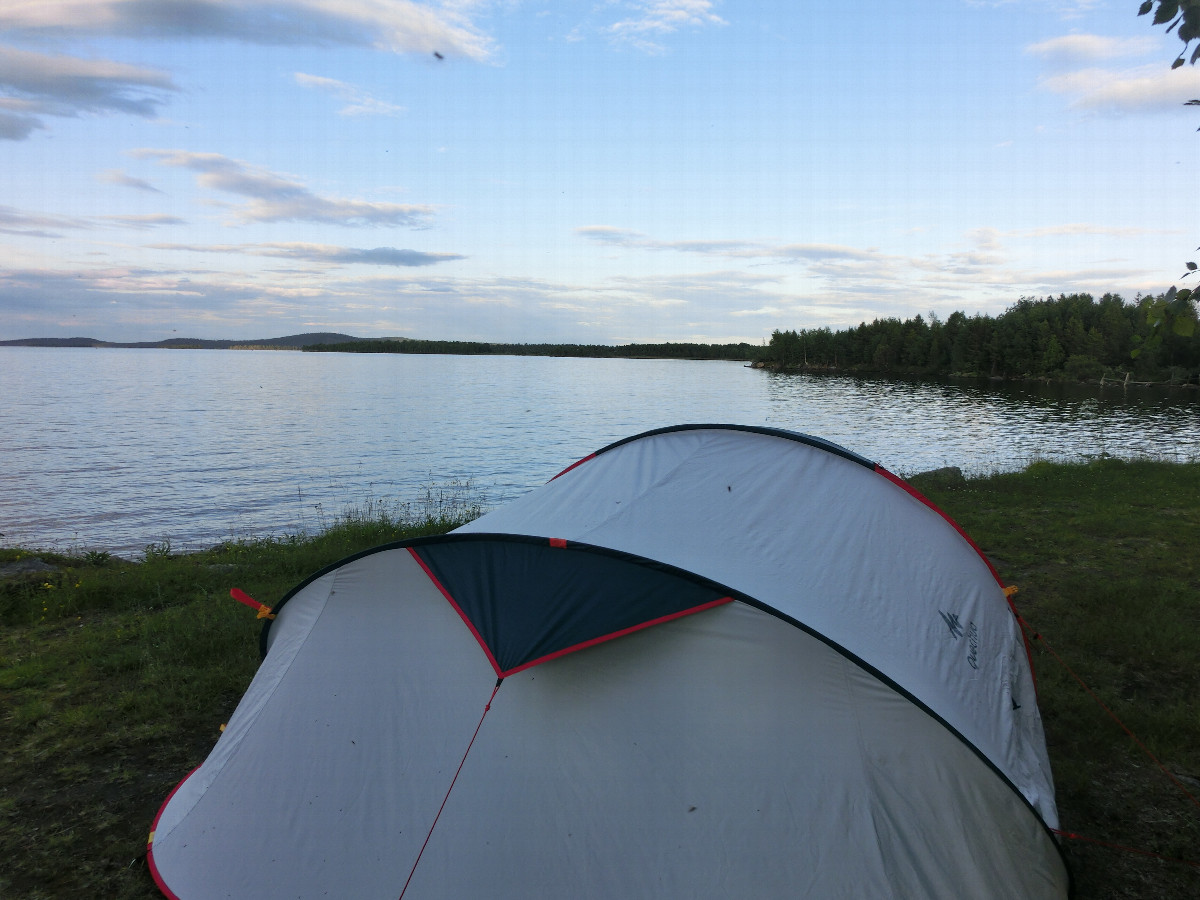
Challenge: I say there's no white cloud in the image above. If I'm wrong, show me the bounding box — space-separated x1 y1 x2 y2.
607 0 725 36
150 241 465 267
98 169 163 193
729 306 786 317
1039 64 1200 112
132 149 435 226
1014 223 1164 238
1025 34 1157 63
0 203 90 236
294 72 405 117
576 226 880 262
0 1 493 60
576 225 643 245
965 226 1004 253
593 1 726 53
100 214 187 229
0 45 176 139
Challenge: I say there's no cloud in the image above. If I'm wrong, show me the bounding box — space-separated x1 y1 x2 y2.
294 72 405 116
0 204 90 237
1013 223 1164 238
1025 34 1157 63
569 1 724 53
0 101 43 139
1039 64 1200 112
98 169 163 193
575 225 643 245
0 45 176 139
0 241 1174 345
132 149 435 226
0 1 493 61
965 226 1004 253
151 241 464 267
607 0 725 39
576 226 879 262
99 214 188 229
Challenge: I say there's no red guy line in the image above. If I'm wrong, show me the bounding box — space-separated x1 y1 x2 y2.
398 680 502 899
1024 621 1200 812
1052 828 1200 869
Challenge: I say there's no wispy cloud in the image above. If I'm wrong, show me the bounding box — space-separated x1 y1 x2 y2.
1027 31 1200 114
150 241 465 267
573 1 726 53
0 204 90 237
0 45 176 139
98 214 188 229
576 226 879 262
294 72 405 116
1013 223 1165 238
0 240 1174 344
0 1 493 60
98 169 164 193
1025 33 1157 62
132 150 435 226
0 99 43 140
1039 64 1200 112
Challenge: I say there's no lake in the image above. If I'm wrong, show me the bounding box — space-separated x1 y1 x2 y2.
2 347 1198 555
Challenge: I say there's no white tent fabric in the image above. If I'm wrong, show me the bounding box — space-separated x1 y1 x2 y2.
148 425 1068 899
459 426 1057 825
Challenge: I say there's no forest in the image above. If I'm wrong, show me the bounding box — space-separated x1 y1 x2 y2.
303 291 1200 385
304 338 759 361
761 291 1200 384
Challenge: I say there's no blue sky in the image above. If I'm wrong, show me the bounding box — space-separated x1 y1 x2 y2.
1 1 1198 343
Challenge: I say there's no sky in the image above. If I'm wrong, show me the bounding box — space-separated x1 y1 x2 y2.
1 1 1198 344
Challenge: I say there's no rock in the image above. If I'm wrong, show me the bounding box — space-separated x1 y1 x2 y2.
0 557 59 578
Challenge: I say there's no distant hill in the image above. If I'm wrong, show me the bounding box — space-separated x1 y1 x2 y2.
0 333 409 350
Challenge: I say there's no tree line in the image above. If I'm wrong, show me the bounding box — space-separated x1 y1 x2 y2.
303 292 1199 384
762 292 1199 383
304 338 759 361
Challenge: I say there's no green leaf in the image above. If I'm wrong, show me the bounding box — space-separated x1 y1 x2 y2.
1173 56 1185 68
1131 347 1143 358
1154 2 1180 26
1172 316 1195 337
1139 0 1154 15
1187 261 1198 270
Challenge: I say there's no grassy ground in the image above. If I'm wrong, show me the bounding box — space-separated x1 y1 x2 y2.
908 458 1200 898
2 461 1198 898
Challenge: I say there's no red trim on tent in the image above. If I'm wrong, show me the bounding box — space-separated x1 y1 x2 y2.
549 453 595 481
873 464 1038 679
548 537 567 548
873 465 1003 586
407 547 504 677
146 766 201 900
498 596 733 677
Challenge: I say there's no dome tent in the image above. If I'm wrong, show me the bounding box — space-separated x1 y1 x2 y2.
148 425 1069 898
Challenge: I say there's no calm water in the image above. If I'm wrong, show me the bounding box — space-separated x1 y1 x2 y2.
3 348 1198 555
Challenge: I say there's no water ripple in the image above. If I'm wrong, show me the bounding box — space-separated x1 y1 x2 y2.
2 349 1196 555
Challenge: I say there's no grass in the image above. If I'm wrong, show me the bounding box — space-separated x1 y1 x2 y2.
0 490 482 900
2 462 1198 898
908 458 1200 898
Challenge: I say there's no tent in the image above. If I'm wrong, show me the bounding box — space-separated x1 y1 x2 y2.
148 425 1069 898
